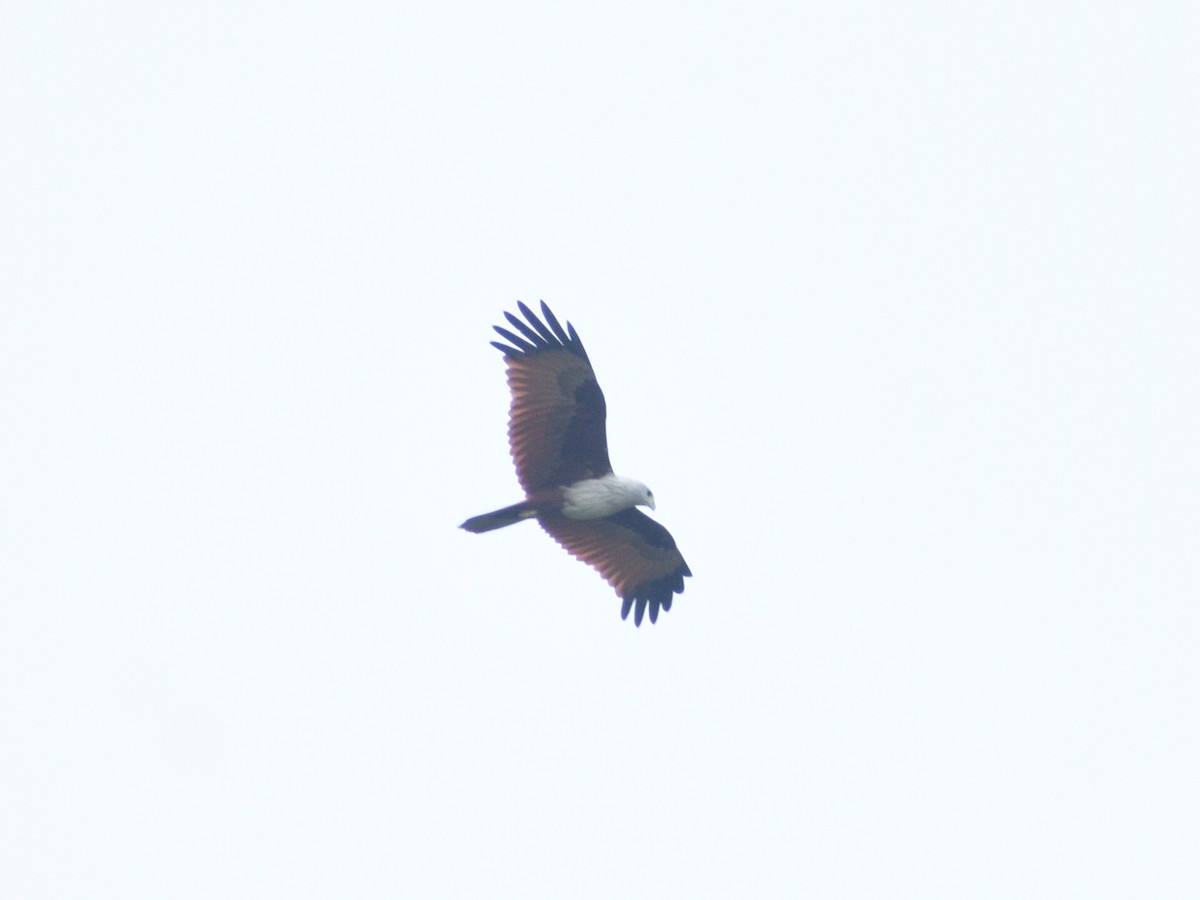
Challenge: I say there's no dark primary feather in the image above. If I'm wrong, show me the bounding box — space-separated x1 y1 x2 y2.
502 310 547 348
538 304 572 344
489 301 591 361
490 327 538 355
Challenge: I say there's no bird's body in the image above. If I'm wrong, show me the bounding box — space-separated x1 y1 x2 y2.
561 473 655 520
460 302 690 625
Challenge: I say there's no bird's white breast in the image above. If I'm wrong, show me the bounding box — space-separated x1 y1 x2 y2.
561 474 643 519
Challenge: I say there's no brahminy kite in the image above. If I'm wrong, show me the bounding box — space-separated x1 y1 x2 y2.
461 302 691 625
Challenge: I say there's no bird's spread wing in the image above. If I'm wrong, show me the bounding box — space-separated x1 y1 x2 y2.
538 508 691 626
490 301 611 492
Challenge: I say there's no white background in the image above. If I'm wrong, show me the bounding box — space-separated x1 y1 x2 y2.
2 2 1197 897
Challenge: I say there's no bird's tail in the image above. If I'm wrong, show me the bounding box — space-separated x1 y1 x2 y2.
460 501 537 533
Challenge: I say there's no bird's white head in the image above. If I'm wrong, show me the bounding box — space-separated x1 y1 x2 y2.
631 479 656 510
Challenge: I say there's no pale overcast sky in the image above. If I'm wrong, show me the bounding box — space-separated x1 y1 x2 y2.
2 2 1197 897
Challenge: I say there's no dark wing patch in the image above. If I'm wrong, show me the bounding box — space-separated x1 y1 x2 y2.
538 508 691 626
490 302 611 492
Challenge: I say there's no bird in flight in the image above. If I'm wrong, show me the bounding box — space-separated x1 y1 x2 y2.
461 302 691 625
